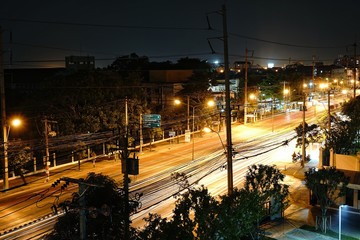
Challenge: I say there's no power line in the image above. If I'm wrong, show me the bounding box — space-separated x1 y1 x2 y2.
1 17 350 64
0 17 210 31
228 32 349 49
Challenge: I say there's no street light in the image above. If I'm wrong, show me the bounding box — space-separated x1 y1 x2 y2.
175 98 215 160
192 100 215 160
203 127 226 153
2 117 22 190
283 88 289 112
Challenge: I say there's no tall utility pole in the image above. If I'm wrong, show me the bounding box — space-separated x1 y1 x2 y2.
44 118 50 168
312 55 315 89
0 26 9 190
43 118 57 178
327 87 331 135
301 85 306 168
244 48 248 125
222 4 233 195
353 42 357 98
312 56 316 116
123 97 130 240
187 95 190 131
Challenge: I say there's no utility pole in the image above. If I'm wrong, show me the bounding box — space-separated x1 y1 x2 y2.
0 26 8 190
43 118 57 180
222 4 233 195
44 118 50 168
120 98 139 240
312 56 316 116
187 95 190 131
59 177 104 240
79 182 86 240
244 48 248 125
353 41 357 98
312 55 315 90
139 113 143 153
301 88 306 168
328 88 331 135
123 97 130 240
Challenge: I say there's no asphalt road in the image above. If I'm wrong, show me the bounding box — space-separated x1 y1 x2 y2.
0 98 347 239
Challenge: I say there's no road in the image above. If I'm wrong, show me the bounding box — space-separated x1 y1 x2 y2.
0 102 332 239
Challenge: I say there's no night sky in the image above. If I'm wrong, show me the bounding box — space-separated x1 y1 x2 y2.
1 0 359 69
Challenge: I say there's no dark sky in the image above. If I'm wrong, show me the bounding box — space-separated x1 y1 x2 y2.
1 0 359 68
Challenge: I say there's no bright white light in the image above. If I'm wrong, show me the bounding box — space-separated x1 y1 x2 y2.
214 60 219 65
267 63 274 68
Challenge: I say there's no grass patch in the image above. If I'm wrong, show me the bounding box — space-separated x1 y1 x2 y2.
300 225 358 240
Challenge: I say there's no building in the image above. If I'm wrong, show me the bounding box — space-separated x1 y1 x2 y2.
319 149 360 209
65 56 95 71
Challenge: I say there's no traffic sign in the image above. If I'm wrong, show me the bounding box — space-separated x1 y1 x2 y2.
143 114 161 122
143 114 161 128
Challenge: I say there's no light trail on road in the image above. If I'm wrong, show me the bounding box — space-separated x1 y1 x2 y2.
0 109 310 238
130 129 296 228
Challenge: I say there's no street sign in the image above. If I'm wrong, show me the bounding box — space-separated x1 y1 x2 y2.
184 130 190 142
143 114 161 128
143 114 161 122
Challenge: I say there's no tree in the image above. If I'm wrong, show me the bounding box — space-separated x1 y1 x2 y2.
342 95 360 127
341 95 360 150
293 122 322 161
35 69 148 135
257 72 283 100
108 53 150 80
45 173 141 240
214 188 264 239
139 165 288 239
324 115 356 154
305 167 349 233
244 164 289 218
139 185 218 240
11 146 32 185
139 185 265 240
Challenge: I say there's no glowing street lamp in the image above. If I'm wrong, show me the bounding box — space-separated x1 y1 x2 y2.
175 98 215 160
283 88 289 112
190 100 215 160
2 117 22 190
249 93 256 100
174 98 190 131
203 127 226 152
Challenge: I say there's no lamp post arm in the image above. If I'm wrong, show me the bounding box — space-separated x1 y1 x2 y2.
216 131 226 153
6 125 10 139
187 96 190 131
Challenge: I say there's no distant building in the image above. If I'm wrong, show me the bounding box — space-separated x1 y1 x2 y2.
233 61 252 72
149 69 193 83
65 56 95 71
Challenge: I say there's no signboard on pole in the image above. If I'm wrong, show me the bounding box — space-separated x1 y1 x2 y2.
184 130 191 143
143 114 161 128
